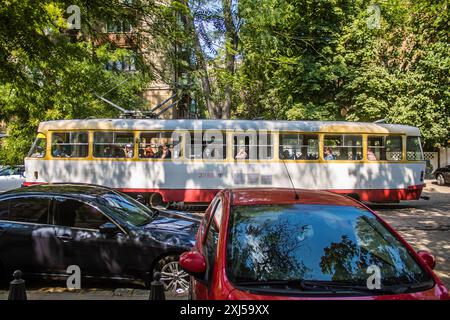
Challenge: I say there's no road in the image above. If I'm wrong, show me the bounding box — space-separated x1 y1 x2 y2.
1 180 449 299
371 180 450 288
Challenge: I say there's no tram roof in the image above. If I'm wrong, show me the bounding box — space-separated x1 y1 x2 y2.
37 119 421 135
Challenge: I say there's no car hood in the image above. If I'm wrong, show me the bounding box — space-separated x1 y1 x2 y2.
135 210 200 247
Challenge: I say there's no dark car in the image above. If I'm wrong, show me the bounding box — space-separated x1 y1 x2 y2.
434 165 450 186
0 184 198 294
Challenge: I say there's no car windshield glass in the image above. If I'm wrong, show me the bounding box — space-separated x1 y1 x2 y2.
0 167 13 176
227 204 432 290
96 191 153 227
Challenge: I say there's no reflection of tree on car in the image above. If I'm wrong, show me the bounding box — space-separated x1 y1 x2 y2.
180 189 449 300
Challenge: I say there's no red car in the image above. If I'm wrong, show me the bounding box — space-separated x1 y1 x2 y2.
180 188 449 300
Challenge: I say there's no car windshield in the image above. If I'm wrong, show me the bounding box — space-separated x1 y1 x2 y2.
227 204 432 291
96 191 153 227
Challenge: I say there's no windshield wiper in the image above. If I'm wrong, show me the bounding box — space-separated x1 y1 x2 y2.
299 280 405 294
235 280 403 294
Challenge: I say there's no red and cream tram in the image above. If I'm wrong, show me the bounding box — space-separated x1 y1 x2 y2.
24 119 426 206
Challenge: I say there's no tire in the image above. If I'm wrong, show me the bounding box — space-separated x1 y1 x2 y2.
149 193 170 210
437 174 445 186
153 255 190 296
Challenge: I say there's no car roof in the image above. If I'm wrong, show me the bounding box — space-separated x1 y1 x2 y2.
228 188 364 208
0 184 113 201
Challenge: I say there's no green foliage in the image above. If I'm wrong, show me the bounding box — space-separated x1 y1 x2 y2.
0 0 448 167
0 0 151 165
234 0 449 147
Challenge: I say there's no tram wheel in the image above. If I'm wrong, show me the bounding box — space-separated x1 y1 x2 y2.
149 193 170 210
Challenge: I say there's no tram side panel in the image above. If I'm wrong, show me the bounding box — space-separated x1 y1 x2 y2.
24 159 425 203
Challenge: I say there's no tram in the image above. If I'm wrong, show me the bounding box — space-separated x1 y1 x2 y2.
24 119 426 206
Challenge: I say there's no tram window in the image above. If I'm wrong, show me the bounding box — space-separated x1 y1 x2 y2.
139 132 181 159
386 136 403 161
367 136 403 161
28 134 47 158
186 131 226 160
51 132 88 158
324 135 363 160
407 136 424 161
93 132 134 158
202 132 226 160
233 132 273 160
279 134 319 160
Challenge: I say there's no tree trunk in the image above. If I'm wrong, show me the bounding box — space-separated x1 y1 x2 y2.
182 1 220 119
222 0 238 119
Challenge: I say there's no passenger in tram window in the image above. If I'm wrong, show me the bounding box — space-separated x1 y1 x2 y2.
235 147 248 160
52 140 68 158
204 136 218 159
160 144 172 159
142 145 155 158
367 148 377 161
124 144 134 158
293 150 301 159
103 146 112 158
308 153 318 160
112 147 123 157
324 147 334 160
281 149 291 160
32 146 45 158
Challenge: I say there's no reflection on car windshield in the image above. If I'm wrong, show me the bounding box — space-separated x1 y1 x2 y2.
97 191 152 227
227 204 432 290
0 166 24 176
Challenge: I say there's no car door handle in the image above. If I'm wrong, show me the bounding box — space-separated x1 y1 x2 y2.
57 235 73 241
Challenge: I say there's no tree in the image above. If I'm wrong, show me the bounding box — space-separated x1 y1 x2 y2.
0 1 151 164
233 0 448 146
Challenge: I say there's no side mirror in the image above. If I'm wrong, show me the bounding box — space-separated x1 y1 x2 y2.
179 251 206 277
99 222 119 235
417 250 436 270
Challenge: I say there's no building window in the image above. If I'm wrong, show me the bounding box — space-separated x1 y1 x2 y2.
105 54 137 72
106 20 132 33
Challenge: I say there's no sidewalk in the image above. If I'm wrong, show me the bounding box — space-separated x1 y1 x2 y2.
374 180 450 288
0 288 187 300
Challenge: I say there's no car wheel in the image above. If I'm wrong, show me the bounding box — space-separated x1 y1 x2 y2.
437 174 445 186
149 193 170 210
154 255 190 296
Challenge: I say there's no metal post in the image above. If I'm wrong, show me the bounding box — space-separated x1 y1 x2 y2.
149 272 166 300
8 270 27 300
